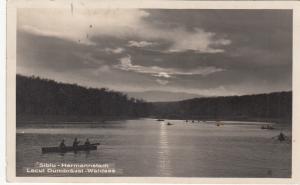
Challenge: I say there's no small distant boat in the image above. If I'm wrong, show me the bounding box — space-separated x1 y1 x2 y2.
216 122 224 127
167 122 173 126
156 119 165 121
261 125 274 130
272 132 290 143
278 132 286 141
42 143 100 153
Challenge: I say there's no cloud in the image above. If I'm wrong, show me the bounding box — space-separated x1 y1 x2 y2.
164 28 231 53
18 9 231 53
155 72 171 78
156 79 169 85
21 25 65 40
114 55 224 78
92 65 111 76
128 40 156 48
18 9 150 45
17 9 292 99
104 47 125 54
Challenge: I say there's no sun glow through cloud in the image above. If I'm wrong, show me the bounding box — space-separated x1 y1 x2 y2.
17 9 292 101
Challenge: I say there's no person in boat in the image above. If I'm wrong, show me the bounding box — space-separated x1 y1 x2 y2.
84 138 90 146
73 138 80 149
278 132 286 142
59 139 66 149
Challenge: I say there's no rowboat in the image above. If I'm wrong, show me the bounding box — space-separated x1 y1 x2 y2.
216 122 224 126
42 143 100 153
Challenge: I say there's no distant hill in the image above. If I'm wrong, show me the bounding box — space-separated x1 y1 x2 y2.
16 75 292 123
126 91 203 102
16 75 150 119
151 91 292 123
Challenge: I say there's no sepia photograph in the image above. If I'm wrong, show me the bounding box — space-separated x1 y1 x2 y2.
6 1 300 183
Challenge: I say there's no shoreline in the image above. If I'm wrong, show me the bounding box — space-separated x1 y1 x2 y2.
16 114 292 126
16 115 142 125
151 117 292 125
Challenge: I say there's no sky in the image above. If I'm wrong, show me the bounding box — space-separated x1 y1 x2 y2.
17 9 292 101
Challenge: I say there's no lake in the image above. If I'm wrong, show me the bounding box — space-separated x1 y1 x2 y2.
16 119 292 177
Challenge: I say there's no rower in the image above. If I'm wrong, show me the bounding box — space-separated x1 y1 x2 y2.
278 132 286 142
73 138 80 148
59 139 66 149
84 138 90 145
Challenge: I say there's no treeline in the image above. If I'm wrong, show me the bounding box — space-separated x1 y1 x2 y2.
151 91 292 122
17 75 292 123
17 75 150 118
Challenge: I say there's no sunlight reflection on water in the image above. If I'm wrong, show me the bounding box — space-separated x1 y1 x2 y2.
16 119 292 177
158 122 172 176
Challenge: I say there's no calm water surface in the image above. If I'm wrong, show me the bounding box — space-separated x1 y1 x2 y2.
16 119 291 177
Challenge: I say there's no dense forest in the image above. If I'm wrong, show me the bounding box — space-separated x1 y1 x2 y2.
16 75 150 120
16 75 292 123
151 91 292 122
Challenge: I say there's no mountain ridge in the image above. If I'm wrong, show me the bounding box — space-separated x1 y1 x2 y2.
126 90 203 102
